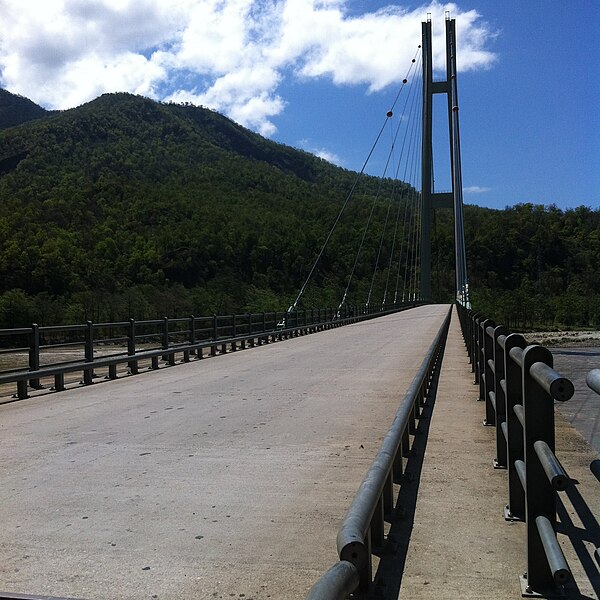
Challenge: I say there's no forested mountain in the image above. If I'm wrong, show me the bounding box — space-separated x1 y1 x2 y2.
0 91 414 325
0 89 50 131
0 90 598 329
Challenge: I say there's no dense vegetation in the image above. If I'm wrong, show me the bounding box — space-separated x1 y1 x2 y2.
0 90 415 325
0 90 598 330
0 89 50 131
434 204 600 329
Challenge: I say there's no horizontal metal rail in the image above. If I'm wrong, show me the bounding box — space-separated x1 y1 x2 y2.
585 375 600 568
534 440 569 491
0 594 85 600
587 369 600 396
535 515 571 585
305 561 359 600
306 307 451 598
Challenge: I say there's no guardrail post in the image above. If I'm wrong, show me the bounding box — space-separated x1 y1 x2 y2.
211 315 218 355
230 314 237 351
127 318 138 375
470 312 478 373
475 316 484 389
482 318 495 424
189 315 196 357
371 497 385 550
16 378 28 399
240 315 247 349
522 345 563 595
492 325 508 467
504 333 527 522
247 313 254 347
162 317 174 364
83 320 94 385
28 323 41 390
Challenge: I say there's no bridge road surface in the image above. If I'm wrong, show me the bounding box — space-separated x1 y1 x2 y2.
0 304 450 600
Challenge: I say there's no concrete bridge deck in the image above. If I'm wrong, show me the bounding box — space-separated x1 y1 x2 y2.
0 304 449 600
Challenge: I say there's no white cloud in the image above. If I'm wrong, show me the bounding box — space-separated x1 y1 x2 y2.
298 139 343 166
0 1 496 135
463 185 491 194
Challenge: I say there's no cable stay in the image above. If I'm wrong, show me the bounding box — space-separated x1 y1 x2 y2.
338 51 423 314
368 54 423 307
387 64 422 304
287 46 422 318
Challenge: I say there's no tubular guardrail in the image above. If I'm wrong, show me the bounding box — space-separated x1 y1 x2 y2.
456 303 578 596
305 307 451 599
586 369 600 568
0 594 84 600
0 302 423 401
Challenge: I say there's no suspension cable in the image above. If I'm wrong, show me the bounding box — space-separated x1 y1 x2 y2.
289 46 422 313
366 55 422 306
391 62 422 302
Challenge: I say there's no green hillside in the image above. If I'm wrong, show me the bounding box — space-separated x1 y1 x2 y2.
0 91 414 325
0 90 598 329
0 89 50 131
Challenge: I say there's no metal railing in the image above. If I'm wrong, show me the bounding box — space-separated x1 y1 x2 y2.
0 302 423 401
0 594 84 600
586 369 600 568
305 307 451 599
457 304 578 596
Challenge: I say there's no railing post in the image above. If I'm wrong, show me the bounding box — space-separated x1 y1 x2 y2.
504 333 527 521
160 317 168 362
189 315 196 357
492 325 508 467
128 318 138 374
370 497 385 550
231 314 237 351
28 323 41 390
469 311 477 370
475 316 484 388
522 345 561 594
211 315 218 356
482 320 495 421
247 313 254 347
83 320 94 385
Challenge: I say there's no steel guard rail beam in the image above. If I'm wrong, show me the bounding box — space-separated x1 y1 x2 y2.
306 306 451 599
585 369 600 568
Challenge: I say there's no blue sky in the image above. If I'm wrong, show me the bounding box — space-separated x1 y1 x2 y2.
271 1 600 210
0 1 597 210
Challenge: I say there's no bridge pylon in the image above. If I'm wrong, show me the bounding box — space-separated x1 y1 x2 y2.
420 16 470 307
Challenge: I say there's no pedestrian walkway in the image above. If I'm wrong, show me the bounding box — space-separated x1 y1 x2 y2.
399 308 600 599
